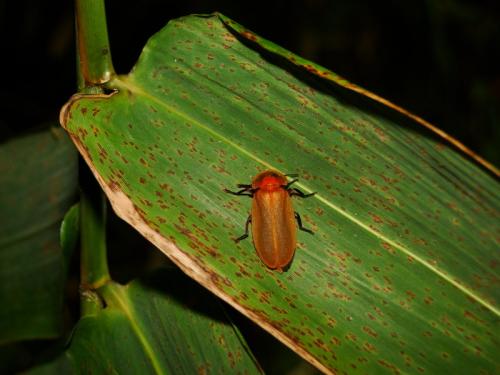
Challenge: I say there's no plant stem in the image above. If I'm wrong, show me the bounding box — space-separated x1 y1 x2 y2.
75 0 115 90
74 0 113 315
79 164 110 318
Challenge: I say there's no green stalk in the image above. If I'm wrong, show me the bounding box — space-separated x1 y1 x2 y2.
79 172 110 315
75 0 115 91
74 0 114 315
80 181 110 289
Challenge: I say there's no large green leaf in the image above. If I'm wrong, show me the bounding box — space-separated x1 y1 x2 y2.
60 13 500 374
0 128 77 343
29 269 261 374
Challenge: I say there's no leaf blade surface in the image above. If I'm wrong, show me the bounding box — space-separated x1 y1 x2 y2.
61 13 500 374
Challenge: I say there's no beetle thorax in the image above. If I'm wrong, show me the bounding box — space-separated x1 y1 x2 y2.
253 173 287 192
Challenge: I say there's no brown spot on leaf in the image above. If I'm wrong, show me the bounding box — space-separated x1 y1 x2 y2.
108 179 121 192
241 30 257 41
362 326 378 338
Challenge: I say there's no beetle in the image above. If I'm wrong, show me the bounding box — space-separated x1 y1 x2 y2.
224 170 315 271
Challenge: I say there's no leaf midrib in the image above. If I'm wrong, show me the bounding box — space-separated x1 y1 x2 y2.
104 283 166 375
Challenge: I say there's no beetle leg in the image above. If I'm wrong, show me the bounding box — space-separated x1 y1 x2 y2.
234 215 252 242
294 212 314 234
224 186 255 197
284 177 316 197
283 178 299 189
289 188 316 198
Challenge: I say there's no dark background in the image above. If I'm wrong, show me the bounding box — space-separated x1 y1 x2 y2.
2 0 499 164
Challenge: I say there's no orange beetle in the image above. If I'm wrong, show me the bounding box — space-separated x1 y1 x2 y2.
225 170 315 271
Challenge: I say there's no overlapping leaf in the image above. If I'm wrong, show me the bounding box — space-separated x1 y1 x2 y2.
0 128 77 343
60 13 500 374
29 269 261 374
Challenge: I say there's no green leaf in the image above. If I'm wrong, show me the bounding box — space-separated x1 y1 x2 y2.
0 128 77 343
28 269 261 374
60 203 80 272
60 13 500 374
